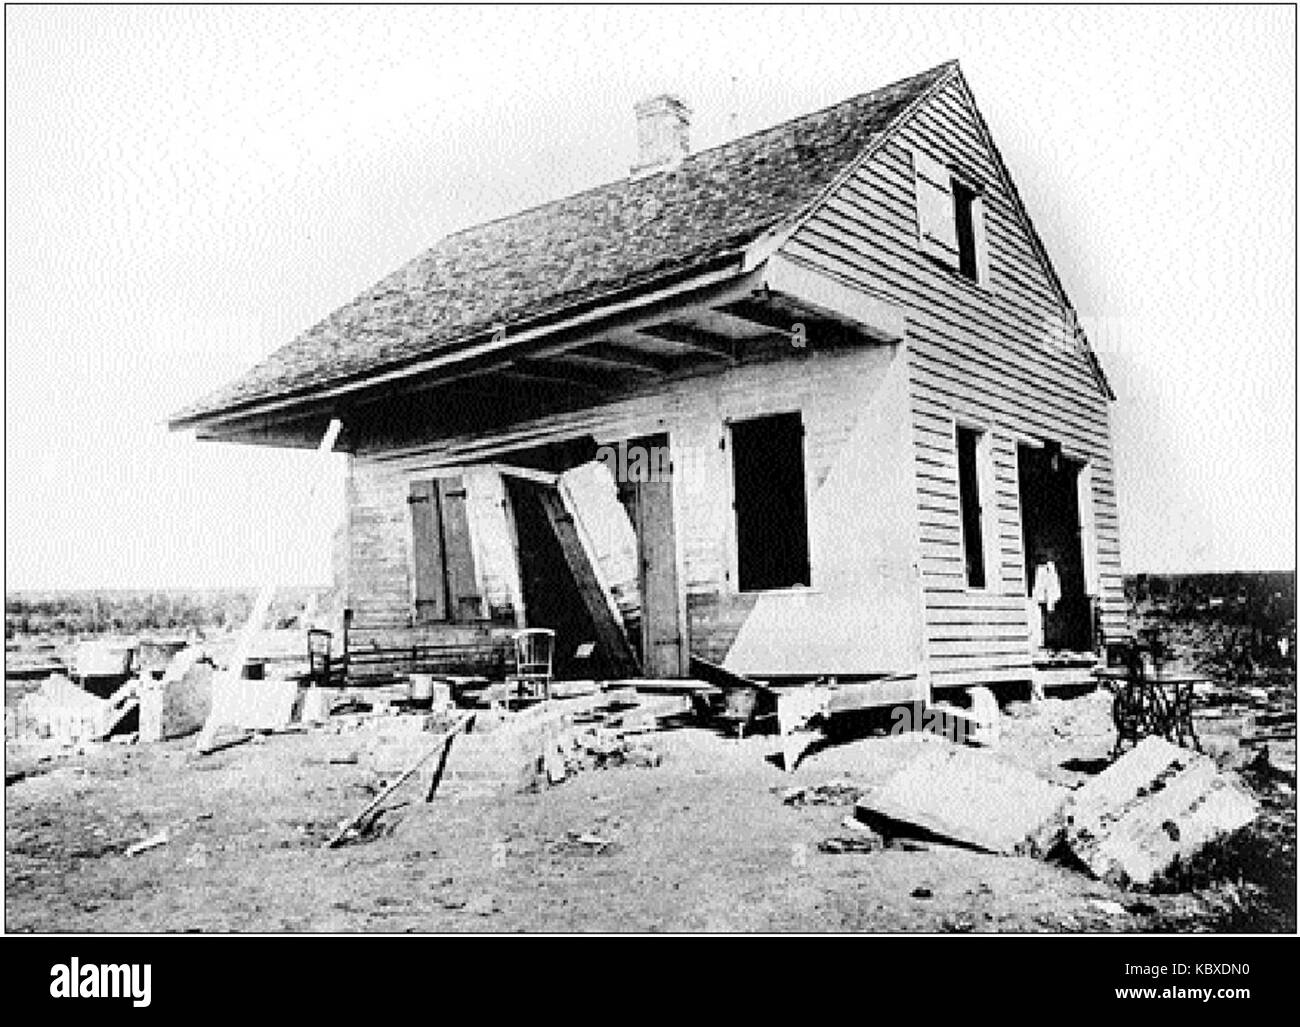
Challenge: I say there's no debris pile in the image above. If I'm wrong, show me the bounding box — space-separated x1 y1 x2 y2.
561 727 664 773
439 693 668 797
7 674 137 745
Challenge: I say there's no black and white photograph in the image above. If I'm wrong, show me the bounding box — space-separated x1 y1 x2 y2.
4 2 1296 958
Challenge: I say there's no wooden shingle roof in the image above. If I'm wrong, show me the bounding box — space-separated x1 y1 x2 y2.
171 61 956 426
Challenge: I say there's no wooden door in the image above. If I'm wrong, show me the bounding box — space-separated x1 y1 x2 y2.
630 434 685 677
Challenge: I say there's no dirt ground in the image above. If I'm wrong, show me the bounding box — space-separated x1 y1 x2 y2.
6 685 1293 934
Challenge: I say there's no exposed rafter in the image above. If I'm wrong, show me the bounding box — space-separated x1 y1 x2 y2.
497 359 621 393
563 341 677 375
638 321 739 364
716 295 798 333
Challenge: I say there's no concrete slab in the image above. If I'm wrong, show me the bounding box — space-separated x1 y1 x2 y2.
855 742 1067 854
1033 736 1260 887
139 649 213 742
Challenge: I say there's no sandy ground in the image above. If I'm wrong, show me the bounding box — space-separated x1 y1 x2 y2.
7 686 1292 934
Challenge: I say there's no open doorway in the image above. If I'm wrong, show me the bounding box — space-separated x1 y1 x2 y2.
496 432 686 679
1018 441 1093 652
503 474 637 680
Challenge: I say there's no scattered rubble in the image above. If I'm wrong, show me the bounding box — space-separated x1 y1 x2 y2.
780 778 864 807
547 831 621 857
6 614 1292 932
819 832 882 855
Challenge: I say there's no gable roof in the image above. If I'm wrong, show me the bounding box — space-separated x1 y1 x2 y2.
170 60 956 427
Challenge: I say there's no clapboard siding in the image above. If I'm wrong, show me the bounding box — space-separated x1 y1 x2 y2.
804 177 1098 371
781 70 1124 688
798 226 1108 417
810 197 1077 358
347 342 900 664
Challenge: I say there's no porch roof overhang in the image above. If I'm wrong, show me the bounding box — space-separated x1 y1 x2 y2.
173 251 905 451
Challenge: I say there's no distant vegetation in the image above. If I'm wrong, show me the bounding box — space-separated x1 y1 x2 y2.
6 572 1295 659
1126 571 1294 621
1126 571 1296 679
4 587 331 639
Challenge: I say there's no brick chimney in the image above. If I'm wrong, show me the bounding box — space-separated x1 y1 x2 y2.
631 94 691 176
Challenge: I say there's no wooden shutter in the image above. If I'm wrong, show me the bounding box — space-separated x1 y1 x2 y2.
972 193 991 285
977 431 1001 590
436 476 482 621
409 480 447 622
913 149 959 266
1077 463 1099 596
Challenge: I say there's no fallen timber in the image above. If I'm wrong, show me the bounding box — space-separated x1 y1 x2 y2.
325 711 475 849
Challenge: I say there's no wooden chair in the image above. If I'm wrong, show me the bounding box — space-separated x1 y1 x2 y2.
307 628 343 688
506 628 555 708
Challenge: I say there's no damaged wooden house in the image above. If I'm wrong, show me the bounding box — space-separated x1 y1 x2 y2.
170 60 1123 705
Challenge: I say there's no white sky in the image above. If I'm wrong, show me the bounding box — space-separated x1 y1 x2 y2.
4 4 1296 589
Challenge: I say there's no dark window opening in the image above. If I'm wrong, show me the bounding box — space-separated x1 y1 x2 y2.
953 180 979 281
731 412 811 592
957 426 986 588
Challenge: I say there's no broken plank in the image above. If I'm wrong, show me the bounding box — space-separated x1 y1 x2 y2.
775 686 833 772
125 830 170 857
780 727 826 773
688 655 774 695
824 674 926 713
602 678 720 697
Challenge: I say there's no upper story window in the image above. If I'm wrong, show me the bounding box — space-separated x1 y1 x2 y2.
913 149 988 285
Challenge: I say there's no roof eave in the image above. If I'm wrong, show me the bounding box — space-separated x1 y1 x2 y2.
170 247 755 437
